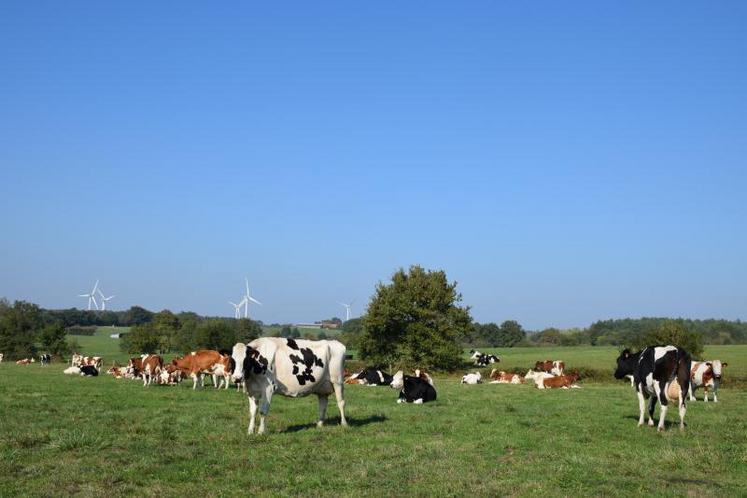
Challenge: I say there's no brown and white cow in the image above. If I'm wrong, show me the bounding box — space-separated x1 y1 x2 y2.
689 360 727 402
72 354 103 371
106 365 128 379
126 355 163 386
157 363 183 385
539 373 580 389
16 358 34 365
489 369 524 384
535 360 564 376
171 350 224 390
211 354 234 389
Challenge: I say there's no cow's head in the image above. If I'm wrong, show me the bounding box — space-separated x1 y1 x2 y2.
231 343 266 382
614 349 638 379
390 370 404 390
469 351 481 360
709 360 726 380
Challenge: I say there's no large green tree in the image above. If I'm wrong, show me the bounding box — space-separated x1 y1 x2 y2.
633 319 704 358
0 300 43 360
359 266 472 370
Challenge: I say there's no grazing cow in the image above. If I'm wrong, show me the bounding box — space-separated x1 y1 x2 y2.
614 346 691 431
689 360 727 402
80 365 99 376
40 354 51 366
470 350 500 366
461 372 482 384
351 367 393 386
211 354 234 389
64 366 81 375
390 370 437 403
231 337 348 435
140 354 164 387
490 370 524 384
535 360 564 376
171 350 224 389
539 373 580 389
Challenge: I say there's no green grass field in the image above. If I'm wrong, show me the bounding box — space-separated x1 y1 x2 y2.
2 344 746 497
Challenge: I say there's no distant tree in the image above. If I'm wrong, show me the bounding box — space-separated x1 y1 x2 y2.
280 325 292 338
39 322 74 357
120 323 161 354
235 319 262 343
121 306 154 326
318 331 328 340
498 320 525 347
152 309 180 352
0 300 43 360
633 320 704 358
193 320 237 351
291 328 301 339
328 317 343 327
359 266 472 370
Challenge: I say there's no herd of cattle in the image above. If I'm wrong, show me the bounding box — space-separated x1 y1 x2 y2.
2 340 729 433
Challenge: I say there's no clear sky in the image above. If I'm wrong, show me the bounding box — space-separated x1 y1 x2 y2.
1 2 745 329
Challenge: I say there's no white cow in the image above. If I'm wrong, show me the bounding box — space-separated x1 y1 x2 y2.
689 360 727 402
231 337 348 435
524 369 555 389
64 366 81 375
460 372 482 385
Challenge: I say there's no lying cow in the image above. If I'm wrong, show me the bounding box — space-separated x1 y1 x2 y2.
490 370 524 384
391 370 437 403
64 366 81 375
614 346 691 431
350 367 393 386
16 358 35 365
538 373 580 389
470 350 500 366
535 360 564 376
231 337 348 435
80 365 99 376
106 365 128 379
689 360 727 402
461 372 482 385
72 354 103 371
524 369 555 387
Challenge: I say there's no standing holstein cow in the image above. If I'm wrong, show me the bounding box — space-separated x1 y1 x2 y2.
689 360 727 402
231 337 348 435
614 346 691 431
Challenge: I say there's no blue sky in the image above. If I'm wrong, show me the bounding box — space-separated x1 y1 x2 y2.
1 2 745 329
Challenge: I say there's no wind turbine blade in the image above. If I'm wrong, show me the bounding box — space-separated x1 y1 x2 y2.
92 280 99 294
106 295 115 300
91 295 99 310
245 277 250 297
78 294 89 297
249 297 262 306
229 301 237 307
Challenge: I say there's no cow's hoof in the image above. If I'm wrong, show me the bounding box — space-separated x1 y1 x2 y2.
637 422 644 427
648 420 655 427
316 421 324 428
396 399 404 404
657 427 665 432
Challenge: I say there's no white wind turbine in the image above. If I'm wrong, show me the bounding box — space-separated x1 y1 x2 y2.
229 300 243 319
339 300 354 322
96 286 115 311
78 280 100 311
240 277 262 319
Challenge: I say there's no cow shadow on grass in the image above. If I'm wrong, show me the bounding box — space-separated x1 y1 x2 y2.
281 414 387 433
622 415 686 429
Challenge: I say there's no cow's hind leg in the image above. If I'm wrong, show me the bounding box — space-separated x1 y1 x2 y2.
317 394 329 428
647 394 657 427
332 381 348 427
654 382 668 432
247 395 258 435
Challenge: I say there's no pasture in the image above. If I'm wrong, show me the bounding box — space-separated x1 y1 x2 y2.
2 347 746 497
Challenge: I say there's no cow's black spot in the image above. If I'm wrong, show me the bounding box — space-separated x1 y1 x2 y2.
287 338 299 350
244 348 268 375
288 347 323 385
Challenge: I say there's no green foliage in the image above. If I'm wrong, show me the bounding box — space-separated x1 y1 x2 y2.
39 322 74 357
152 310 181 352
632 319 704 358
193 320 237 351
359 266 472 370
339 317 364 349
0 300 43 360
235 318 262 343
119 323 162 354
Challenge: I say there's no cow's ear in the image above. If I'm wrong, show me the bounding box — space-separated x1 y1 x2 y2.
706 362 712 367
722 362 728 367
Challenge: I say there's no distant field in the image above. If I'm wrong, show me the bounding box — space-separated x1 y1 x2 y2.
1 359 745 497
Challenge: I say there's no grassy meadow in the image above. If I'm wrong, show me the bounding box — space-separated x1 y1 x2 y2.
1 342 746 497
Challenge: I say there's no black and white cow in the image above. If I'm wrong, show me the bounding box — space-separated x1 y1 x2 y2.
614 345 691 431
80 365 99 376
469 350 500 366
390 371 437 404
353 368 393 386
40 354 51 366
231 337 348 435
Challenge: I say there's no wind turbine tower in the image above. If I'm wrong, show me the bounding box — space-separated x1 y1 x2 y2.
339 300 354 322
240 278 262 319
78 280 100 311
97 286 115 311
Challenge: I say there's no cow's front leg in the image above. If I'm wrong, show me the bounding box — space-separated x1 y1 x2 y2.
257 385 274 435
703 386 709 402
637 390 647 426
247 395 258 435
191 373 198 390
647 394 657 427
317 394 329 428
